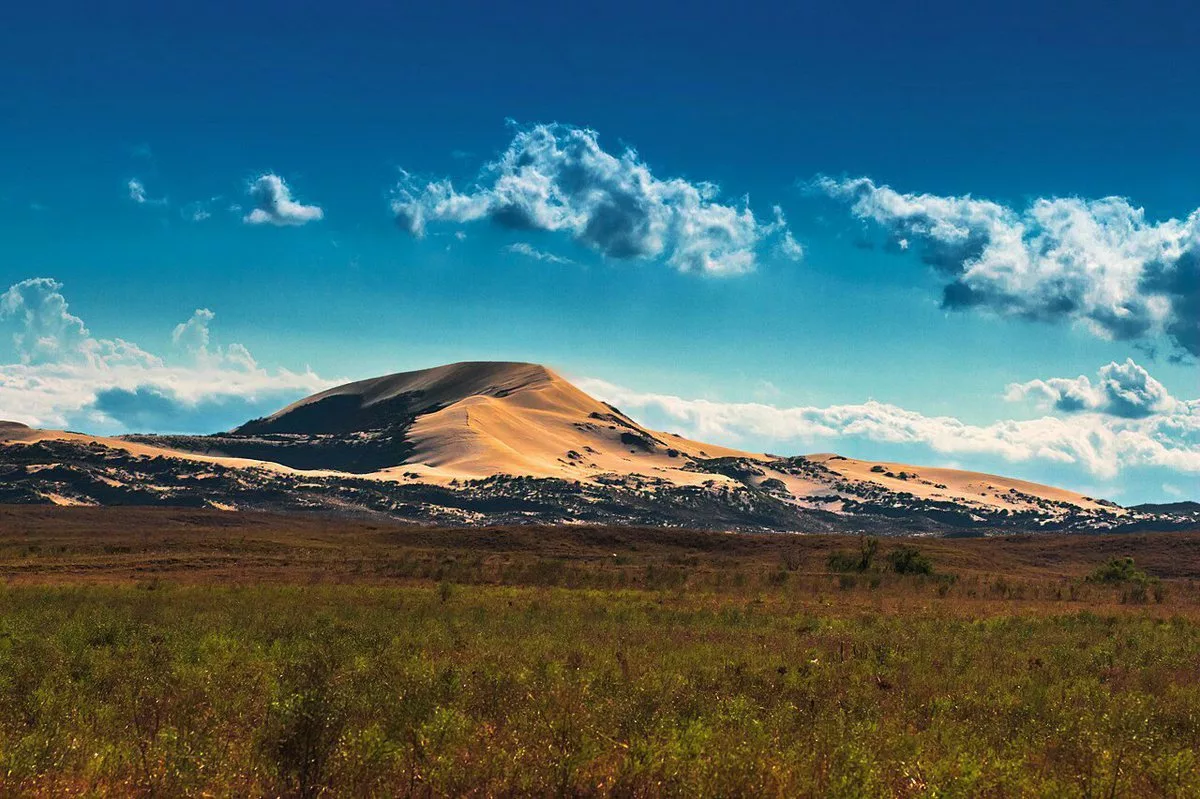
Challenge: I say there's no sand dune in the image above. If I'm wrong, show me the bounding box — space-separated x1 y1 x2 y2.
0 361 1118 517
400 363 755 483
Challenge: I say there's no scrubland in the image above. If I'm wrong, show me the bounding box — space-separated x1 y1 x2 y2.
1 507 1198 797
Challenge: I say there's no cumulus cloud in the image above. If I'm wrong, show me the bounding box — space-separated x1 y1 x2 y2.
243 174 324 226
505 242 576 265
0 278 159 370
172 308 215 354
171 308 259 370
574 374 1200 481
819 176 1200 356
392 123 802 276
1007 359 1180 418
1 278 93 364
0 278 332 433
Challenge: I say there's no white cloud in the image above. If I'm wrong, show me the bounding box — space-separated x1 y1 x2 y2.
172 308 215 354
574 373 1200 481
769 205 805 261
171 308 259 370
128 179 148 203
127 178 165 206
505 242 576 265
1 278 94 364
0 278 332 432
820 176 1200 356
1006 359 1180 418
0 278 159 370
243 174 324 226
392 123 802 276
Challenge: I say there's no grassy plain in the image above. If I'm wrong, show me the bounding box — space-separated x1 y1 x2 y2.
1 507 1199 797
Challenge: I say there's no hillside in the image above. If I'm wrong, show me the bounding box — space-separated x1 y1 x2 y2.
0 361 1190 533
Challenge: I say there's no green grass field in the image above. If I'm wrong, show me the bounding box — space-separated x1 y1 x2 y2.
1 508 1199 797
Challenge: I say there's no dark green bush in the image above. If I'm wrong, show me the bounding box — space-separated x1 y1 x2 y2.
1086 557 1148 584
887 545 934 575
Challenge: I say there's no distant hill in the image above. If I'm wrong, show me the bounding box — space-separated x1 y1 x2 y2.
1131 501 1200 520
0 361 1190 534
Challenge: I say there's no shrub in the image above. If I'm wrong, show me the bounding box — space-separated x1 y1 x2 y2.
1086 557 1148 585
888 546 934 576
261 647 349 799
827 535 878 573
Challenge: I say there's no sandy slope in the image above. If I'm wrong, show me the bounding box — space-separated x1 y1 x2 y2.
396 363 756 484
804 454 1113 513
0 361 1116 513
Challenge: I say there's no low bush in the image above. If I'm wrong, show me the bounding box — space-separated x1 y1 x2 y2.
887 545 934 575
1087 557 1149 584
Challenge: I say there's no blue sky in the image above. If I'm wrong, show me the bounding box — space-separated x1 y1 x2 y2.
1 0 1197 503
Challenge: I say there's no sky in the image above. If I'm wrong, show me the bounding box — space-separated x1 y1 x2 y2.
0 0 1197 503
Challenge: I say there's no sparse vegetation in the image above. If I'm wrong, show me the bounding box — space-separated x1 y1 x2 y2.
3 580 1200 796
0 509 1199 795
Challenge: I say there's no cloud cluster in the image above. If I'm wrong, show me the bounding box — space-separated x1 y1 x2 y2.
819 177 1200 355
0 278 331 434
243 174 324 226
574 370 1200 481
1006 359 1180 418
393 124 802 275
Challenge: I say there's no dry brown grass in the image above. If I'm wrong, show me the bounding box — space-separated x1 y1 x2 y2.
2 506 1199 618
3 505 1200 579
